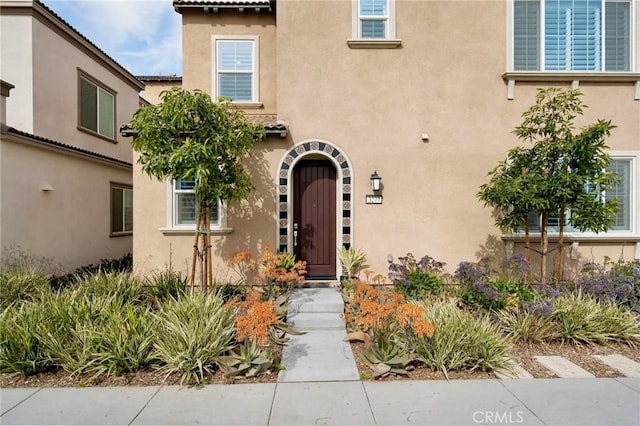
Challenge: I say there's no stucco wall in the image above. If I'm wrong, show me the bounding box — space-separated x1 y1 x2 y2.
0 13 34 131
181 10 277 114
135 1 640 280
1 138 132 273
141 81 181 105
30 15 138 163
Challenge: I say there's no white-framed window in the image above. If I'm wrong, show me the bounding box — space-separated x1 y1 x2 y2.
513 0 633 71
79 72 115 139
352 0 396 40
172 179 220 228
527 154 637 234
212 37 258 103
111 183 132 235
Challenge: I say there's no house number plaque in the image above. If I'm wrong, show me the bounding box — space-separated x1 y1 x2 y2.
365 195 383 204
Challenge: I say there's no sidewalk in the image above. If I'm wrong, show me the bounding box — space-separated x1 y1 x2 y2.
2 377 639 425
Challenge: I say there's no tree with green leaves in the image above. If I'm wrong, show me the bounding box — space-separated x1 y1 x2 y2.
131 88 265 290
479 88 618 282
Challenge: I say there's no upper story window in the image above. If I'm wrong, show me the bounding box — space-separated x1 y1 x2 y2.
79 72 115 139
513 0 632 72
173 179 220 228
214 38 258 103
350 0 398 44
359 0 389 38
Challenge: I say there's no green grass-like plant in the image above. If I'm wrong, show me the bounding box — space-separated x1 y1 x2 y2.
0 269 50 309
551 291 640 345
0 303 49 375
72 272 145 305
144 269 187 303
409 299 514 378
152 291 235 385
498 309 560 343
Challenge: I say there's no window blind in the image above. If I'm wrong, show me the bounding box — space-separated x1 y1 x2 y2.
217 40 254 101
605 1 630 71
514 0 540 70
605 159 631 230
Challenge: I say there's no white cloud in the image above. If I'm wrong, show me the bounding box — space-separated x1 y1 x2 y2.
42 0 182 76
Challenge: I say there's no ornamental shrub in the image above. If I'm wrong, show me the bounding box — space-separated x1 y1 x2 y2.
455 255 537 311
388 253 444 299
576 258 640 315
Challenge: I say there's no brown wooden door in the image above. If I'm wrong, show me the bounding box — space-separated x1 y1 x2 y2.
293 160 337 279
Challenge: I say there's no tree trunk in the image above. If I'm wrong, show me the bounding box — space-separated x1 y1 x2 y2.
203 206 209 292
190 211 203 292
524 221 532 282
540 211 548 283
206 205 213 290
555 209 565 283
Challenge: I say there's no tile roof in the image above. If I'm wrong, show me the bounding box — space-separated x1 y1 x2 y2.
173 0 273 12
1 125 133 168
30 1 143 90
119 115 287 138
137 75 183 82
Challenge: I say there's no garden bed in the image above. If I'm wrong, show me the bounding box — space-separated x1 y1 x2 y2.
350 340 639 381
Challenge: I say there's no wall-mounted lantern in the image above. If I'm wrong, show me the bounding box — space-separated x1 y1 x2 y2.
370 171 381 192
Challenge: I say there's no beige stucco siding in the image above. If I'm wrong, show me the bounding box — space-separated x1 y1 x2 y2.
182 10 277 114
30 15 137 163
1 137 132 272
135 0 639 279
1 13 34 132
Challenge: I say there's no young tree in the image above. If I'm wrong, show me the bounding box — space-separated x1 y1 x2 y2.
479 88 618 282
131 88 265 290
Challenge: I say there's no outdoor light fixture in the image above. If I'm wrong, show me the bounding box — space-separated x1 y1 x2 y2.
40 181 54 192
370 171 381 192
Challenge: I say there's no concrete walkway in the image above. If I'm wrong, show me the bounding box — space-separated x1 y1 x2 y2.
2 378 639 425
278 287 359 382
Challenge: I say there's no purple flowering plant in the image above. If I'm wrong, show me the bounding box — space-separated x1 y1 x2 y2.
455 255 539 311
576 258 640 314
388 253 445 299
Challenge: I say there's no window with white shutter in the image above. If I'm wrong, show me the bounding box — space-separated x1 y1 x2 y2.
513 0 632 71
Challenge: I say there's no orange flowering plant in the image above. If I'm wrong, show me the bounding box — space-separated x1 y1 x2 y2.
227 244 307 298
344 280 434 377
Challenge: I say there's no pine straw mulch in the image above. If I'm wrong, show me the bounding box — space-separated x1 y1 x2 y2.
349 340 640 381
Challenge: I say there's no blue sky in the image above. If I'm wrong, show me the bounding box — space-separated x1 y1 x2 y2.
41 0 182 77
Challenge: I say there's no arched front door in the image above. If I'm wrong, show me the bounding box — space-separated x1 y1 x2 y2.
293 159 337 279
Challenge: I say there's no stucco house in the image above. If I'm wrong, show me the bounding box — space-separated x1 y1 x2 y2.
0 0 143 272
133 0 639 281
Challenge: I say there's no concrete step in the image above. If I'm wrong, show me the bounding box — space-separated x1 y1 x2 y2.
287 312 345 331
593 355 640 377
288 288 344 314
534 355 595 378
278 330 360 382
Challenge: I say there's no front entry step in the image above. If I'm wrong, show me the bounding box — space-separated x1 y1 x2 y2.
288 287 344 314
279 288 359 383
